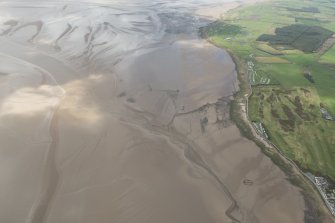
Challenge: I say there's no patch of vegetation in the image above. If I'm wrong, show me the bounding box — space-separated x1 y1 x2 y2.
320 45 335 64
295 17 321 26
229 54 331 222
304 71 315 83
255 56 290 63
249 87 335 180
256 43 284 55
200 21 244 38
201 0 335 187
257 24 334 52
285 6 320 13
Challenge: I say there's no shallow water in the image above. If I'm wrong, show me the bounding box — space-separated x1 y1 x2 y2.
0 1 306 223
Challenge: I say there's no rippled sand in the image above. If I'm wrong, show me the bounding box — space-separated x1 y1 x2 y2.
0 1 305 223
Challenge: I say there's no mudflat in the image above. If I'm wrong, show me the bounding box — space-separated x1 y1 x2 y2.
0 1 305 223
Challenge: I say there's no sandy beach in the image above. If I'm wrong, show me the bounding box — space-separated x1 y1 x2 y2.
0 1 306 223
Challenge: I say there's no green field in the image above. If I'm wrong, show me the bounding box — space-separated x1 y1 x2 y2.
249 87 335 178
321 45 335 64
257 24 333 52
201 0 335 180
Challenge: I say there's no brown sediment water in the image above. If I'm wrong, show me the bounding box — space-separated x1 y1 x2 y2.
0 1 306 223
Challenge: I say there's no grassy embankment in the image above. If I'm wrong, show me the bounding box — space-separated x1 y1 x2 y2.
201 0 335 220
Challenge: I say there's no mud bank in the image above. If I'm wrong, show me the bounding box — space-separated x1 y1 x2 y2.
0 1 305 223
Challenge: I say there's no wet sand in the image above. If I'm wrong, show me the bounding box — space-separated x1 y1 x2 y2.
196 2 241 19
0 1 305 223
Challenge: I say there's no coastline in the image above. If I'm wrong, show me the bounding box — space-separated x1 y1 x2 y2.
204 35 335 223
199 1 335 221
